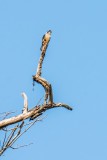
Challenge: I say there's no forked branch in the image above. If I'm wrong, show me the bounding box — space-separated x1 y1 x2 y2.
0 30 73 156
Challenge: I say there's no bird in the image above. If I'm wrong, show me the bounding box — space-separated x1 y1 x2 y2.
40 30 52 51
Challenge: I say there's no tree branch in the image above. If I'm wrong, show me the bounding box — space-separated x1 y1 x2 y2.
0 30 73 156
21 92 28 114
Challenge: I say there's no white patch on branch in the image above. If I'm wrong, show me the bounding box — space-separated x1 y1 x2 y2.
21 92 28 114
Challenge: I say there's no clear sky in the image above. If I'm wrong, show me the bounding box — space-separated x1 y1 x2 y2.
0 0 107 159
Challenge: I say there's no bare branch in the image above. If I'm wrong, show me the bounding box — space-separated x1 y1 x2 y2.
21 92 28 114
36 30 52 76
8 119 39 148
2 131 7 149
53 103 73 110
0 30 73 156
33 30 53 106
0 125 18 155
10 143 33 149
0 111 15 120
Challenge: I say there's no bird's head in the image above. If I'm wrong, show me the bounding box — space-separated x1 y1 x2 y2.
47 30 52 34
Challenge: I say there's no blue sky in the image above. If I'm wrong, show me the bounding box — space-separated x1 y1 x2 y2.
0 0 107 159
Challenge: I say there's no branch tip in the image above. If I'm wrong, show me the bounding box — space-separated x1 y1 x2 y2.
21 92 28 114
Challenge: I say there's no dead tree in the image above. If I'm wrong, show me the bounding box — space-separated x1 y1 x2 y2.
0 30 73 156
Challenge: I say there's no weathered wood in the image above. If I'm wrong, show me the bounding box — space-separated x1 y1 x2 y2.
0 30 72 156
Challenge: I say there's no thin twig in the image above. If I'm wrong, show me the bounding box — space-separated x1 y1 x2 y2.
10 143 33 149
8 119 40 147
2 131 7 149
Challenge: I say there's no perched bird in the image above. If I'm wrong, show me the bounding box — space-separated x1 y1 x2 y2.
40 30 52 51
